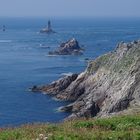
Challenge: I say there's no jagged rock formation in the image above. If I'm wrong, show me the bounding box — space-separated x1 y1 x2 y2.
32 40 140 119
49 38 83 55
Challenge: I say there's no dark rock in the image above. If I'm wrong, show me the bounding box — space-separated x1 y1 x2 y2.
31 74 78 96
85 58 89 61
49 38 84 55
30 85 40 92
32 39 140 119
3 25 6 32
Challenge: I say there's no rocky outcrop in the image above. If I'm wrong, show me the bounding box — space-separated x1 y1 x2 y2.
32 40 140 119
49 38 83 55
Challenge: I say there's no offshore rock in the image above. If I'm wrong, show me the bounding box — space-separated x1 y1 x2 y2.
32 40 140 119
49 38 83 55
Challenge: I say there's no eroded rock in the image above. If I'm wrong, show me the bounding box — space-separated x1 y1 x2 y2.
49 38 84 55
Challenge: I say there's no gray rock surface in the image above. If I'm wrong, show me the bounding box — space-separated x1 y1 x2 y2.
32 40 140 119
49 38 83 55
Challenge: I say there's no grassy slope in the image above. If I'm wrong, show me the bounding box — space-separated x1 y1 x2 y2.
0 115 140 140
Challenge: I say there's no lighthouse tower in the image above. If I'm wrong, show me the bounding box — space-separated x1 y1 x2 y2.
48 20 51 30
40 20 55 34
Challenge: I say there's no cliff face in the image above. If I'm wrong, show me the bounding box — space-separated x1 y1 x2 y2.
33 40 140 119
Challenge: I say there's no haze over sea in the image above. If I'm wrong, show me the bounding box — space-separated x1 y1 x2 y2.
0 18 140 127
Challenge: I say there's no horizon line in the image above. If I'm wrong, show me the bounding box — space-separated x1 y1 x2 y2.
0 16 140 19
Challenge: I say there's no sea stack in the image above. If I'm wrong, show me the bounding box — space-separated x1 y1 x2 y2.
40 20 56 34
49 38 84 55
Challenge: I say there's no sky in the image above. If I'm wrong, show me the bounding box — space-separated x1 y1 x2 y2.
0 0 140 18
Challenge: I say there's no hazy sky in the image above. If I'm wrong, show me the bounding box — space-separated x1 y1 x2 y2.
0 0 140 18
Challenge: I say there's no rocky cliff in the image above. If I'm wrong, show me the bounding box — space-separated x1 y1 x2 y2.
32 40 140 119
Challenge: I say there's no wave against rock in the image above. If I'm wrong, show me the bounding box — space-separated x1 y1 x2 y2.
32 40 140 119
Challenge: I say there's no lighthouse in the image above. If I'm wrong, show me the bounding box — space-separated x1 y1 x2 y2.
40 20 55 34
48 20 51 30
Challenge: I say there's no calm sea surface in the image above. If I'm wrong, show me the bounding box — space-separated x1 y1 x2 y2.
0 18 140 127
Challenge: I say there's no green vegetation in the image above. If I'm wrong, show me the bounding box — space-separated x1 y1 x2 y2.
0 115 140 140
87 47 140 75
113 55 135 73
87 53 112 74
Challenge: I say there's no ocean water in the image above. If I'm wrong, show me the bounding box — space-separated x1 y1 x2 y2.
0 18 140 127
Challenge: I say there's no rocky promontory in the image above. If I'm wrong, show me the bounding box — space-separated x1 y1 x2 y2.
49 38 83 55
32 40 140 119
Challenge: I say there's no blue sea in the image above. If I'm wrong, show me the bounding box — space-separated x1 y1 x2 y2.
0 17 140 127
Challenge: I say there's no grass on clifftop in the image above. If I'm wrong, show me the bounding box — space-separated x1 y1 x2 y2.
0 115 140 140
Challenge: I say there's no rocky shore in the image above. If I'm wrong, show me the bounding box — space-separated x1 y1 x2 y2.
32 40 140 119
49 38 83 55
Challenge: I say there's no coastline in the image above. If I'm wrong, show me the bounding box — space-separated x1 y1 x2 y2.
32 39 140 120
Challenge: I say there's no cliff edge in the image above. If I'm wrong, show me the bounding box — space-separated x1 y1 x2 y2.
32 40 140 119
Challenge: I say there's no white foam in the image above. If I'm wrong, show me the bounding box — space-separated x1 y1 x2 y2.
61 72 73 76
52 97 62 101
56 107 64 112
0 40 12 43
46 54 59 57
42 92 47 95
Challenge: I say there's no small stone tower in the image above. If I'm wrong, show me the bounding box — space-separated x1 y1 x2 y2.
48 20 51 30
